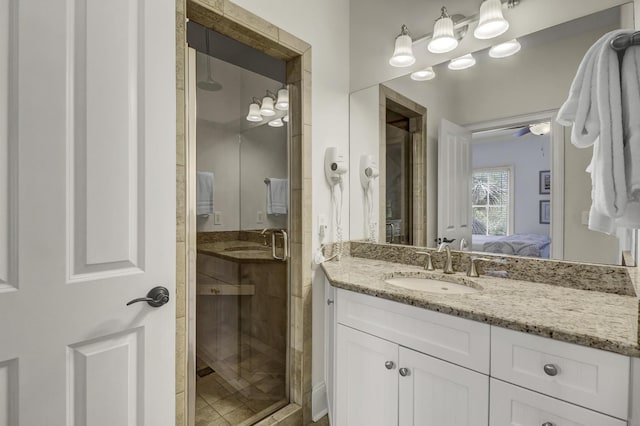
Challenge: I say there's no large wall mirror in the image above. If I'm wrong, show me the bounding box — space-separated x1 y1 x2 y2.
349 2 638 265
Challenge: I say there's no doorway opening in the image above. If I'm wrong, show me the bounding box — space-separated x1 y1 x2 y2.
379 86 427 247
187 22 290 425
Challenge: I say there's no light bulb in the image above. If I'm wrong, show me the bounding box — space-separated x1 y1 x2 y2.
428 7 458 54
246 102 263 122
268 118 284 127
283 115 289 123
489 39 521 58
260 95 276 116
389 25 416 67
275 88 289 110
474 0 509 39
448 53 476 70
410 67 436 81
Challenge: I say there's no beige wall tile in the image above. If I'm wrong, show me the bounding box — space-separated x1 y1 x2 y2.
176 164 186 243
176 316 186 394
302 126 312 182
286 57 302 84
176 89 185 167
303 72 312 126
176 391 185 426
278 29 310 54
176 241 186 318
223 0 278 41
196 0 223 13
290 136 302 190
288 82 302 137
302 50 312 73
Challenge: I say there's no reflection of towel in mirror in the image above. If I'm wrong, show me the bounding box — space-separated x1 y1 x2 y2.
557 30 637 233
266 178 288 215
197 171 214 216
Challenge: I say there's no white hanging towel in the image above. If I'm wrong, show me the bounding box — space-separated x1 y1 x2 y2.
557 30 639 234
196 171 214 216
266 178 288 215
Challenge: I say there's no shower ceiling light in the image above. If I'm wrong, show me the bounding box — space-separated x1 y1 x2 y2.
489 39 521 58
448 53 476 70
268 118 284 127
275 88 289 110
474 0 509 39
410 67 436 81
246 100 263 122
260 92 276 116
389 25 416 67
428 7 459 54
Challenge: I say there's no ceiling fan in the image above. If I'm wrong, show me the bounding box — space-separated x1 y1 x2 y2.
512 121 551 137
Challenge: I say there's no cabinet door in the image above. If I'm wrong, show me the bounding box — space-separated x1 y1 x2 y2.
336 325 399 426
489 378 626 426
399 347 489 426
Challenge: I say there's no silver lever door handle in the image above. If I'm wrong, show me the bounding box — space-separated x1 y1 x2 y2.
126 286 170 307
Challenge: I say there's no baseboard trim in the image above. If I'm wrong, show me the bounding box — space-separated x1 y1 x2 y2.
312 382 328 422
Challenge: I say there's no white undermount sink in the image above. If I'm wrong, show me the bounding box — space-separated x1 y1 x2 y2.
384 273 482 295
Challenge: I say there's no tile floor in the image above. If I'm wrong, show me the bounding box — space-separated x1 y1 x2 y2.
195 336 287 425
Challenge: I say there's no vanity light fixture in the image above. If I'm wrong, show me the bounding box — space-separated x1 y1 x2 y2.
489 38 521 58
275 88 289 110
448 53 476 70
428 7 459 54
283 114 289 123
474 0 510 39
410 67 436 81
389 24 416 67
260 91 277 116
246 98 263 122
268 118 284 127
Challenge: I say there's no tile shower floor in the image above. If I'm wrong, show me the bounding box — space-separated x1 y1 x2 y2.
195 337 287 425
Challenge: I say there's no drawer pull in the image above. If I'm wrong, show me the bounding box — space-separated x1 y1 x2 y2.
385 361 395 370
543 364 559 376
399 367 410 377
542 423 554 426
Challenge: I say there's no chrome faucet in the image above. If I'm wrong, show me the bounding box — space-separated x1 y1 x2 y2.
467 256 506 277
459 238 469 251
415 250 434 271
437 243 455 274
260 228 269 246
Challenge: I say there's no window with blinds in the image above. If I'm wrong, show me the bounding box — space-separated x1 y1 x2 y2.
472 167 512 236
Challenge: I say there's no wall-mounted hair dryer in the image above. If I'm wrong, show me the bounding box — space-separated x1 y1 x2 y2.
325 147 348 186
359 155 379 190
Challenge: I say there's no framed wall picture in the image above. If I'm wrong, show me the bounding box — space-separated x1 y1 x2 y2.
539 170 551 194
539 200 551 224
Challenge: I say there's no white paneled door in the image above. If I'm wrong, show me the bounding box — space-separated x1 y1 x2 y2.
0 0 176 424
438 119 472 248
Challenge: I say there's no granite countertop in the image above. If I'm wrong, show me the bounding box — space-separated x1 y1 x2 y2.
322 256 640 357
197 240 278 263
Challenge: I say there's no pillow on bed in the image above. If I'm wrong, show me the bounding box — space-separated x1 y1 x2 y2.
472 217 486 235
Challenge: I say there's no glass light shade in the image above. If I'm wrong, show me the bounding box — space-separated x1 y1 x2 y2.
246 103 263 122
448 53 476 70
389 26 416 67
283 115 289 123
474 0 509 39
489 39 521 58
260 96 276 116
275 88 289 110
428 15 458 54
268 118 284 127
410 67 436 81
530 122 551 135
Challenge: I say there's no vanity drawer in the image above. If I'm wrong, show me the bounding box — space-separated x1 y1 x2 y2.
491 326 630 419
336 289 490 374
490 378 625 426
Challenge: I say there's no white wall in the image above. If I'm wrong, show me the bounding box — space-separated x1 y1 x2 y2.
472 136 551 236
349 0 631 91
240 125 288 231
229 0 350 418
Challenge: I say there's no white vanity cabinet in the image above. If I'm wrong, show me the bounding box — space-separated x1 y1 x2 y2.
331 287 638 426
334 289 491 426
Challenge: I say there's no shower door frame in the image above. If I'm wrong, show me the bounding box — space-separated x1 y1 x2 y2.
177 1 313 425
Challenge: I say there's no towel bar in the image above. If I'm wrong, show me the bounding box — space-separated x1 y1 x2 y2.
610 31 640 51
